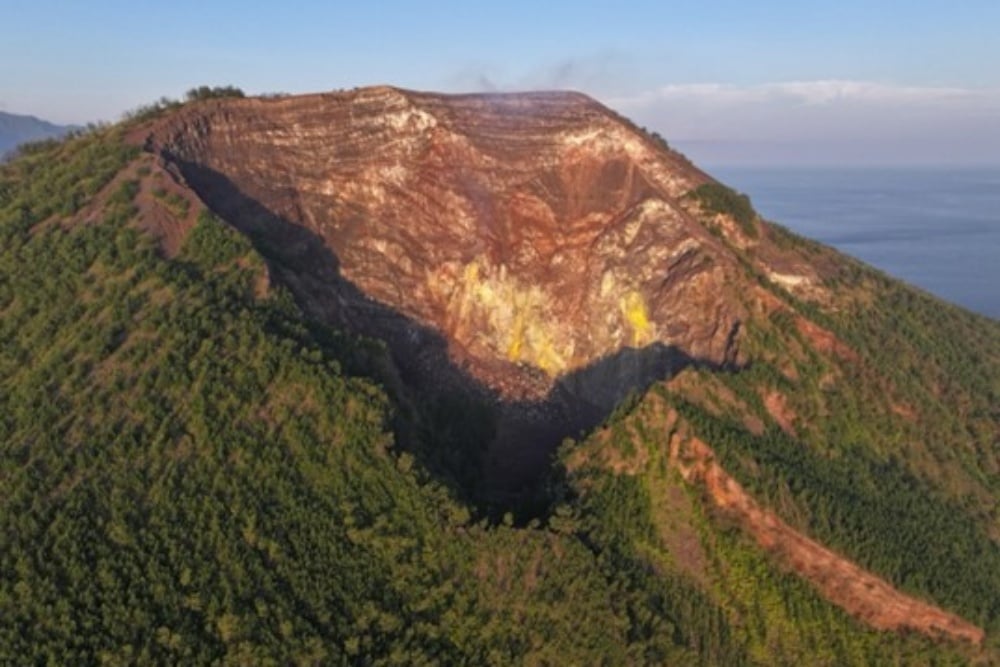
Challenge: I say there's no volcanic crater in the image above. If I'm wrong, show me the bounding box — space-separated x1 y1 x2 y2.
143 86 762 497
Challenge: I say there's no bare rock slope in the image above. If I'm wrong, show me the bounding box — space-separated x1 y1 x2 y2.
145 87 750 400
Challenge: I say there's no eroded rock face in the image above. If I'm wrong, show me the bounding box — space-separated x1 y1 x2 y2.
144 87 754 492
147 88 746 396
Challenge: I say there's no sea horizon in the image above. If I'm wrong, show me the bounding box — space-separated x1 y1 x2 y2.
707 164 1000 321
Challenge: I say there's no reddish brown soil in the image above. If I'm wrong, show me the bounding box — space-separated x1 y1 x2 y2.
795 316 858 362
762 390 797 436
131 158 201 256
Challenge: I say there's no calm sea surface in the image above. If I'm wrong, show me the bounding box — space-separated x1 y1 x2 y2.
711 167 1000 320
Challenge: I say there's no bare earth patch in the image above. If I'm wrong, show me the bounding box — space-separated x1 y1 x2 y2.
761 390 797 436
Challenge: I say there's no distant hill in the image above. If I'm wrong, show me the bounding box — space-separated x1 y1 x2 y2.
0 110 76 156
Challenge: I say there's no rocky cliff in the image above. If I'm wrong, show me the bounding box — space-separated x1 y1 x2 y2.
143 88 757 395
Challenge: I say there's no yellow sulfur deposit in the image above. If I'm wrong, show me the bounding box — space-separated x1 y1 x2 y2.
436 258 655 376
449 257 570 375
621 290 653 346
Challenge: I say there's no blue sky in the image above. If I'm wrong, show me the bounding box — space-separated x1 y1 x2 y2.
2 0 999 164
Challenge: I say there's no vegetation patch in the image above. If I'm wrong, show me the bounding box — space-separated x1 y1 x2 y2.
152 187 191 218
688 182 758 238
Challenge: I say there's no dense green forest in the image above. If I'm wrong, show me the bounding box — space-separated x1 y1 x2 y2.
0 112 996 664
686 244 1000 629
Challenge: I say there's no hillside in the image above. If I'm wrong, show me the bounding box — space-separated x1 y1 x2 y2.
0 111 75 157
2 87 999 665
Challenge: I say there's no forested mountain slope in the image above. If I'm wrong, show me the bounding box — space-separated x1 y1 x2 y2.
1 88 998 665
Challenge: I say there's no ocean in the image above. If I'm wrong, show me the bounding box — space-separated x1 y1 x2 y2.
710 167 1000 321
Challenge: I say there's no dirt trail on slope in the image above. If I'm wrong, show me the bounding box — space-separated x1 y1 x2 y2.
670 429 984 645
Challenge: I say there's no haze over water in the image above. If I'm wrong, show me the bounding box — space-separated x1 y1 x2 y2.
712 166 1000 320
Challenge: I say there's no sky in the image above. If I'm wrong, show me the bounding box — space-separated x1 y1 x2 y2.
2 0 999 165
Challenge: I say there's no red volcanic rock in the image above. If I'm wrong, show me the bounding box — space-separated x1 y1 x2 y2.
144 87 748 398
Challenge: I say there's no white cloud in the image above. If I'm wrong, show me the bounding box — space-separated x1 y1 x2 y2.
610 80 995 110
601 80 1000 165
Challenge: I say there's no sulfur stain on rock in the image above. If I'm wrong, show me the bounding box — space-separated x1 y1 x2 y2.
506 309 525 361
440 256 664 377
621 290 653 346
448 256 569 376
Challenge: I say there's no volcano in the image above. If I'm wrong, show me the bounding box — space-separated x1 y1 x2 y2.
3 86 999 663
